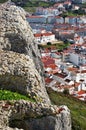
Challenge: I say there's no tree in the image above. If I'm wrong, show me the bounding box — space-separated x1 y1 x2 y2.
47 42 51 45
63 88 69 95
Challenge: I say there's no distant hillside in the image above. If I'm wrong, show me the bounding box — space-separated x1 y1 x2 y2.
12 0 55 13
47 88 86 130
0 0 55 13
11 0 55 6
0 0 8 3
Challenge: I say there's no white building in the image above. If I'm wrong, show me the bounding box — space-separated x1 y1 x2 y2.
55 16 64 24
72 0 86 4
65 16 77 24
26 15 47 23
36 7 59 16
74 33 84 44
69 53 86 66
34 32 56 44
47 16 56 24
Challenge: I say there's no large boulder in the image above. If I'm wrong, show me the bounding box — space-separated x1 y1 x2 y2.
0 100 71 130
0 2 44 79
0 3 50 104
10 100 71 130
0 50 50 103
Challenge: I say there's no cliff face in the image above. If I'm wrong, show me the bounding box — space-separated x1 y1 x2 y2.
0 50 50 103
0 3 71 130
0 3 50 104
0 100 71 130
0 2 44 80
10 100 71 130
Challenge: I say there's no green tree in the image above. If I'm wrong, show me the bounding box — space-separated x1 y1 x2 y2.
47 42 51 45
63 88 69 95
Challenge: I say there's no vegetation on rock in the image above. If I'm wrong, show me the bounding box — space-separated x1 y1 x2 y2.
0 89 35 101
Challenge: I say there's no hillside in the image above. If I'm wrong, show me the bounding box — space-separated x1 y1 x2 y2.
0 0 55 13
23 0 55 13
47 88 86 130
0 0 8 3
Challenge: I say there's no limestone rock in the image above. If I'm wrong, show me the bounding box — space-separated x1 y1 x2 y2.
0 101 23 130
0 2 44 83
0 50 50 103
16 115 71 130
10 100 71 130
11 100 59 119
0 3 71 130
0 3 50 104
0 100 71 130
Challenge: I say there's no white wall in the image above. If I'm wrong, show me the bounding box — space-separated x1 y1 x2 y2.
69 53 79 66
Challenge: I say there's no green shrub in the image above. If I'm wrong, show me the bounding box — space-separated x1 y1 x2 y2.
0 90 35 102
63 88 69 95
47 42 51 45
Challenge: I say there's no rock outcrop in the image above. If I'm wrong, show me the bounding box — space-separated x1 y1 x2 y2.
0 2 44 82
0 50 50 103
0 101 23 130
0 100 71 130
0 3 50 104
0 2 71 130
10 100 71 130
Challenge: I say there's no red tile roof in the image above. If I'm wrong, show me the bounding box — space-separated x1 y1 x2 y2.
67 67 78 72
81 70 86 73
55 72 67 78
77 90 86 95
42 57 55 67
34 32 54 37
45 77 53 84
26 15 44 18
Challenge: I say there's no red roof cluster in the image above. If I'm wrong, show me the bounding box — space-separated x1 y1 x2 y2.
42 56 55 67
34 32 54 37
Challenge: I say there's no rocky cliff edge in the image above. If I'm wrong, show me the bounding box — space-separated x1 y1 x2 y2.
0 2 71 130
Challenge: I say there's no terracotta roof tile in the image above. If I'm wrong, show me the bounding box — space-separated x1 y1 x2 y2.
77 90 86 95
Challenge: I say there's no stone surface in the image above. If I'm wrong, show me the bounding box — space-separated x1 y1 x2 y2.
0 3 50 104
0 101 23 130
16 115 71 130
0 2 45 89
10 100 71 130
0 50 50 103
0 3 71 130
0 3 41 70
11 100 59 119
0 100 71 130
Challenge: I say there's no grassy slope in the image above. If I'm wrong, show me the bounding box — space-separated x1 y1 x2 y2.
47 88 86 130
